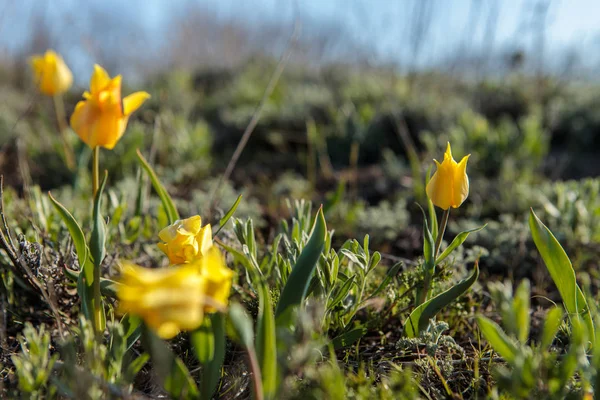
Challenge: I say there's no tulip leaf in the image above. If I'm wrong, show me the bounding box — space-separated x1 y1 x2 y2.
90 171 108 332
405 263 479 338
121 314 142 352
436 224 487 264
256 280 277 399
227 303 255 349
425 166 438 239
136 149 180 225
191 314 225 399
540 306 564 349
367 261 402 300
476 315 518 363
48 193 88 277
215 194 243 236
76 265 94 323
228 303 263 399
332 325 367 349
529 209 594 342
141 325 199 399
275 207 327 319
418 204 434 271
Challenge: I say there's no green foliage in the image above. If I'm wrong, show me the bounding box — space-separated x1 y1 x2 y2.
477 280 589 399
529 209 594 343
11 323 58 398
422 110 548 181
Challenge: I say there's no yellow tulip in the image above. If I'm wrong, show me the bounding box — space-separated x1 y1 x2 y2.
426 143 470 210
117 262 207 339
194 247 234 313
158 215 213 264
30 50 73 96
70 64 150 149
116 247 233 339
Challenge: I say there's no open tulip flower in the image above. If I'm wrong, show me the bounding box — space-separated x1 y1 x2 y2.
158 215 214 265
70 64 150 150
426 142 470 210
30 50 73 96
117 247 233 339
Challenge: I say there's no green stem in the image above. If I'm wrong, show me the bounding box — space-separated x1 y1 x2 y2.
52 95 75 171
418 208 450 305
433 208 450 261
92 146 100 197
247 347 264 400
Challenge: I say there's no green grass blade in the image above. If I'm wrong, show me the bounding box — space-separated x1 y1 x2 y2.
405 263 479 337
529 209 594 342
48 193 89 279
275 207 327 318
436 224 486 264
215 194 243 236
256 281 277 399
476 316 518 363
136 149 179 224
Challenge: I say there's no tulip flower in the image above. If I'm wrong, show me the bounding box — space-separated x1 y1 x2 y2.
195 247 234 313
158 216 213 265
30 50 73 96
30 50 76 169
116 247 233 339
70 64 150 150
426 142 470 210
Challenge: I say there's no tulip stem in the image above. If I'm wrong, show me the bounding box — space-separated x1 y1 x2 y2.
92 146 100 197
418 208 450 305
434 208 450 261
52 95 76 171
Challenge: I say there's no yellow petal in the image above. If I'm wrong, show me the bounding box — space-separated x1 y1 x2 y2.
452 155 470 208
181 216 203 235
90 64 111 94
123 91 151 116
70 100 99 148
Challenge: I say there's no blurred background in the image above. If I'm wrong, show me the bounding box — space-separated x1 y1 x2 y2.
2 0 600 257
1 0 599 80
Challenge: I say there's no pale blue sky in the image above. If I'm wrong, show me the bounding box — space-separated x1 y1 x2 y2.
1 0 599 77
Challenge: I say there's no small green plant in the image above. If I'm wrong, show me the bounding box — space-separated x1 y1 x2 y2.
11 323 58 398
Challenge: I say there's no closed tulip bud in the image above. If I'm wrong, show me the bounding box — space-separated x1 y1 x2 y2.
70 64 150 149
157 216 213 264
30 50 73 96
426 143 470 210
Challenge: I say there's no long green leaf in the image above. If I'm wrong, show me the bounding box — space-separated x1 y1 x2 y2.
332 325 367 349
215 194 243 236
436 224 486 264
540 306 564 349
136 149 179 224
256 281 277 399
48 193 88 276
141 325 199 399
367 262 402 300
405 263 479 337
529 209 594 342
193 314 225 399
476 316 518 363
275 207 327 318
418 204 434 270
90 172 108 332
